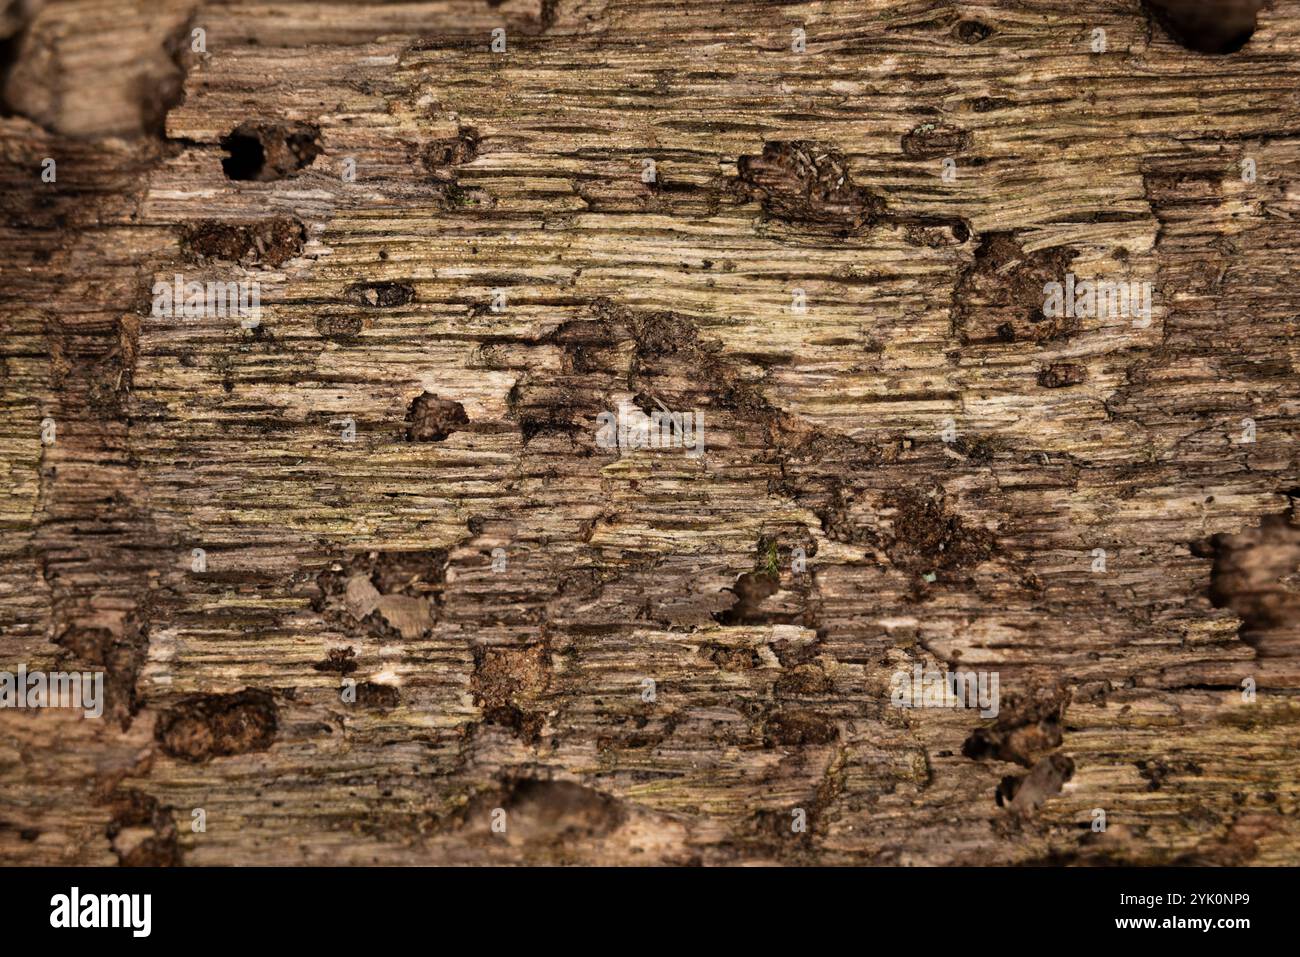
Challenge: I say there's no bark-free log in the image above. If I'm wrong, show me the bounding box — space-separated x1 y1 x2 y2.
1 0 1299 866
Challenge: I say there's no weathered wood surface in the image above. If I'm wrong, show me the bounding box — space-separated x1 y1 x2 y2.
1 0 1299 865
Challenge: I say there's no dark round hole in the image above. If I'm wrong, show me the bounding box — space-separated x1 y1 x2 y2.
220 132 265 181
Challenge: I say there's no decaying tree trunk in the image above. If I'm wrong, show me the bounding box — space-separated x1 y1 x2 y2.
1 0 1299 866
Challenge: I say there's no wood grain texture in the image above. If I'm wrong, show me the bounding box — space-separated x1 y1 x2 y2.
1 0 1299 866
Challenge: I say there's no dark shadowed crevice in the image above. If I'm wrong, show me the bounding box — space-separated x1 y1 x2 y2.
0 0 36 121
1143 0 1261 54
0 31 23 119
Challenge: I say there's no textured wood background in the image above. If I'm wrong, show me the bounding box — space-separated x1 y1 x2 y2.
2 0 1299 865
